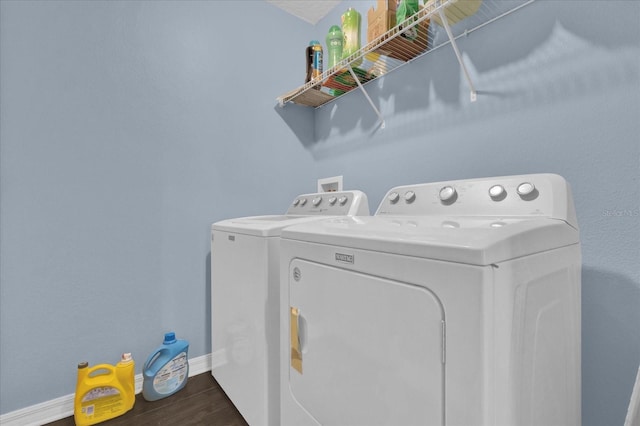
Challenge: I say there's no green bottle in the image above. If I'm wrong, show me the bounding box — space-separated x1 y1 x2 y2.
341 8 361 66
397 0 420 40
326 25 343 69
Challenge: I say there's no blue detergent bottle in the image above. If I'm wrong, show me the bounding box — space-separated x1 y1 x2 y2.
142 332 189 401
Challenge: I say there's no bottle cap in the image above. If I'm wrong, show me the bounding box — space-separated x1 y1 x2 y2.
309 40 320 46
121 353 133 362
164 332 177 344
78 361 89 369
328 25 341 34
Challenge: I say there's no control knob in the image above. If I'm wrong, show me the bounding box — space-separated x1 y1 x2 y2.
439 186 457 203
388 192 400 204
489 185 506 200
338 196 348 205
312 196 322 206
404 191 416 203
329 196 337 205
517 182 536 197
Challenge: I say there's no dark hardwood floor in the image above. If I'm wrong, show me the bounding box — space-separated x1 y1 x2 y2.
45 373 248 426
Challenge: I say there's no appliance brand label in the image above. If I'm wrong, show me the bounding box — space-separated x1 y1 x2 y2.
335 253 354 264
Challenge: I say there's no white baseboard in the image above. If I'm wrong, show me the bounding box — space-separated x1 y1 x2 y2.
0 353 212 426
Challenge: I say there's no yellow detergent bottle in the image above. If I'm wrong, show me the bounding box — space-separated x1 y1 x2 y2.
74 353 135 426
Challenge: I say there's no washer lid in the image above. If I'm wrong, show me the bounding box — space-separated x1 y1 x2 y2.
212 215 334 237
281 215 580 265
211 190 370 238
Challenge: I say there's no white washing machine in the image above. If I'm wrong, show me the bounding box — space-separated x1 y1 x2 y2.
279 174 581 426
211 190 369 426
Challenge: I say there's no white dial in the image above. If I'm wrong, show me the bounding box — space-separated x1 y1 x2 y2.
404 191 416 203
299 198 307 206
517 182 536 197
388 192 400 204
293 199 300 207
439 186 457 202
312 196 322 206
329 196 337 205
338 196 348 205
489 185 506 200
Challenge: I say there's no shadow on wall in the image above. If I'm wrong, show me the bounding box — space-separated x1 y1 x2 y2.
275 4 640 160
273 101 316 149
582 267 640 426
316 24 638 160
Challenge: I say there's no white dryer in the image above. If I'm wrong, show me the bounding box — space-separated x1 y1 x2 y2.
211 190 369 426
279 174 581 426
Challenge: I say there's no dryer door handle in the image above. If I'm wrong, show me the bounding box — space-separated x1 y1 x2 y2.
290 306 303 374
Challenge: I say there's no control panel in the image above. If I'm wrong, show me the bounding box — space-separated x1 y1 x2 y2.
376 174 577 229
286 190 370 216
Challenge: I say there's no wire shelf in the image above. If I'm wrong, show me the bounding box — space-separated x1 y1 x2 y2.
277 0 534 109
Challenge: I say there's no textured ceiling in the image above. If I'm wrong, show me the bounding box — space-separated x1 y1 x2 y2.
267 0 343 24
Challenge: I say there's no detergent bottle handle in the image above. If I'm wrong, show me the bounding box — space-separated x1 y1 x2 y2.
84 363 116 383
143 349 165 375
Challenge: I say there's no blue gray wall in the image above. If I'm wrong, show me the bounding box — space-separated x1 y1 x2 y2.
1 1 638 425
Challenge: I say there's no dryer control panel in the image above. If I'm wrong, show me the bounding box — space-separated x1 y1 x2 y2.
376 174 577 229
286 190 370 216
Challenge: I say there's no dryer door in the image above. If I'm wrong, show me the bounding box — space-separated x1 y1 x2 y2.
288 259 445 426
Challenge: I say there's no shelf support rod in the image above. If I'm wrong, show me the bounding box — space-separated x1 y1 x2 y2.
347 65 385 129
438 9 477 102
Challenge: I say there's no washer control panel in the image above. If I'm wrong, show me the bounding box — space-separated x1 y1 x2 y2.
375 174 576 227
286 190 370 216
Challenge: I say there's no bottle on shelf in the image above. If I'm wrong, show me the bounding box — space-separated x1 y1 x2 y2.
326 25 343 69
305 40 323 88
341 7 362 67
398 0 420 40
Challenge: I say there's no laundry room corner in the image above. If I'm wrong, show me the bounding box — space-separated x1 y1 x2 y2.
0 0 319 420
1 0 638 425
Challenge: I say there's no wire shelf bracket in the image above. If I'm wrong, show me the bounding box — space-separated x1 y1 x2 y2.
347 65 386 129
437 8 477 102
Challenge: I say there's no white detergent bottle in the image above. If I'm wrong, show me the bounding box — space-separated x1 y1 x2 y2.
142 332 189 401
